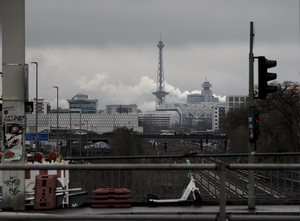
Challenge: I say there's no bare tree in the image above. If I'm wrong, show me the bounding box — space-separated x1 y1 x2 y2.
220 81 300 153
220 105 248 153
256 81 300 152
110 126 143 156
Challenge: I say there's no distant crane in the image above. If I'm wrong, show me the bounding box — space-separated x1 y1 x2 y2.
152 38 169 109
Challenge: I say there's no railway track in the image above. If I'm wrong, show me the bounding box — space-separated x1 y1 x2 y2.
196 169 247 198
206 157 292 199
151 141 299 201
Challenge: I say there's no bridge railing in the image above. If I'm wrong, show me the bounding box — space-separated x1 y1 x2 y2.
58 153 300 203
5 152 300 203
0 162 300 221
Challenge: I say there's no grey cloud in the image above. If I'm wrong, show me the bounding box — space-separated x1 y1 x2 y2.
25 0 298 48
1 0 298 112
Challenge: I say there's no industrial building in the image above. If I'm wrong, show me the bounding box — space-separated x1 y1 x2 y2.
26 112 142 135
26 103 141 135
139 102 226 131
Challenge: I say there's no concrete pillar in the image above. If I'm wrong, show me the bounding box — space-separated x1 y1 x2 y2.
1 0 26 211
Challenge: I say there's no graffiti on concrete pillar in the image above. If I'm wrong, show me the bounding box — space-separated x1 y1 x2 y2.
3 106 15 111
4 115 25 122
3 176 21 195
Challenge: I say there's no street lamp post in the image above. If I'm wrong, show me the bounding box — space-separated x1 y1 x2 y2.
31 62 39 152
70 109 72 157
79 105 81 157
53 86 59 153
85 120 88 157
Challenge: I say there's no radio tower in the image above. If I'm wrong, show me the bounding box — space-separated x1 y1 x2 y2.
152 38 169 109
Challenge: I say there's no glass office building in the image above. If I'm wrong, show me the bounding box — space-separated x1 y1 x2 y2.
67 93 98 114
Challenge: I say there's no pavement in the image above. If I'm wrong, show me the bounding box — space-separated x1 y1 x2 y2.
0 204 300 221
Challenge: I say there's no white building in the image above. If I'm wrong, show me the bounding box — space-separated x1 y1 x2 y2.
225 95 249 112
138 102 226 131
138 110 180 128
30 98 50 114
26 113 142 134
210 103 226 130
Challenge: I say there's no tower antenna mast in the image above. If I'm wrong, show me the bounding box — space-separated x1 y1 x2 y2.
152 38 169 109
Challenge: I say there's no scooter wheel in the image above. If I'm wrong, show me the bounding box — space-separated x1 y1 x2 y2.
194 190 202 205
147 194 160 207
147 193 160 202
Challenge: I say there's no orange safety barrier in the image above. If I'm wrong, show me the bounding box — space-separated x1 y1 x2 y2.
48 152 60 162
34 175 57 209
33 152 45 163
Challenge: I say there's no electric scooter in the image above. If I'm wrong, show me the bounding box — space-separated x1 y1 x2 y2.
147 152 202 205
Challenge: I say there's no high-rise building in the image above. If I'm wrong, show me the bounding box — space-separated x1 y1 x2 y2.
67 93 98 114
30 98 50 114
187 78 219 104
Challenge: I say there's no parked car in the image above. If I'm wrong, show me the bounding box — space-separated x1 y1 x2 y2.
160 132 174 135
76 131 87 135
102 132 114 135
87 131 100 135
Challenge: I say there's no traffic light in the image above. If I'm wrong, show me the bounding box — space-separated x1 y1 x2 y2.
253 108 259 141
249 107 259 143
258 56 277 99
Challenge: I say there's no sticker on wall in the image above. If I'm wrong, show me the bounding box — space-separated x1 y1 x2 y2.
4 151 22 161
4 122 23 149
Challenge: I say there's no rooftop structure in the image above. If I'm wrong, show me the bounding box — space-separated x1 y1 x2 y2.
105 104 138 114
67 93 98 114
187 78 219 104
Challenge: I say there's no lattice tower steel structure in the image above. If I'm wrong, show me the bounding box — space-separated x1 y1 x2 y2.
152 39 169 109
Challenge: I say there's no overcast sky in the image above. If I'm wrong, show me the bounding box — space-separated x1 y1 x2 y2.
1 0 299 112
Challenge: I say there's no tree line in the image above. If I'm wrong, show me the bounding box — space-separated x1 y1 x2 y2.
220 81 300 153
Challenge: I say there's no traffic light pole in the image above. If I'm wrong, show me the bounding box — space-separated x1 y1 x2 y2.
248 22 256 209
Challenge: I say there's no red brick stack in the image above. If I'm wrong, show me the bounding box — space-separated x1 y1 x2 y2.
91 188 131 208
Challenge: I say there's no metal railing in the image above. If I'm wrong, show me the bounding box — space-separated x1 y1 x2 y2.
0 162 299 220
60 153 300 203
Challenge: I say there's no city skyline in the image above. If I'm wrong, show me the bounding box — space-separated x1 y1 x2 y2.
0 0 298 112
